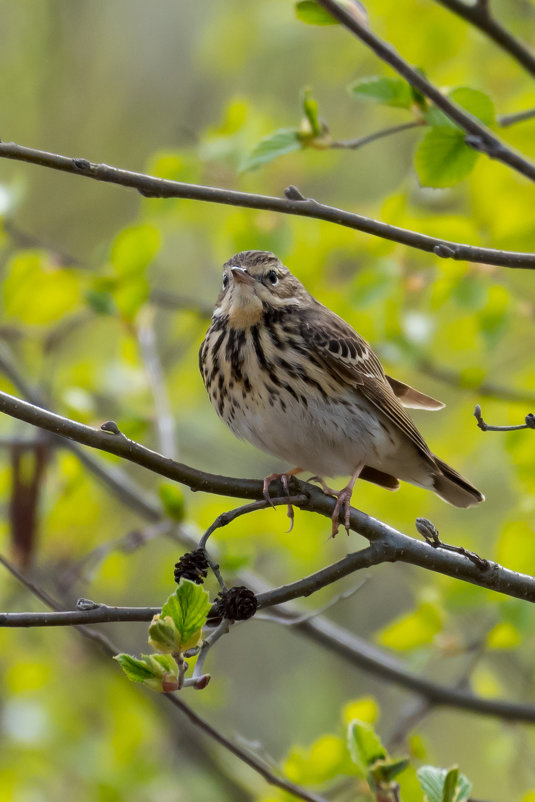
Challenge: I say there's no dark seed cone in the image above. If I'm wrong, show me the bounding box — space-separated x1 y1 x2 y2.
174 549 209 585
207 586 258 626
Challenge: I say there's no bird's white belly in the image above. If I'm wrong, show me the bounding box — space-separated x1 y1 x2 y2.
227 387 400 478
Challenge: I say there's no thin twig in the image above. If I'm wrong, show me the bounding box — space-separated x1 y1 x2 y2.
499 107 535 128
0 142 534 268
315 0 535 182
256 577 369 625
474 403 535 432
432 0 535 79
331 121 423 149
193 620 230 681
199 496 308 549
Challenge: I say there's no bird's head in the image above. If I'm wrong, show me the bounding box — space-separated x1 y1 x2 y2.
213 250 307 327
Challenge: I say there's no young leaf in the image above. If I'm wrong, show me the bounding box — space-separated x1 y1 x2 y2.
295 0 339 26
161 580 212 651
114 653 179 692
414 127 478 187
442 766 459 802
417 765 472 802
295 0 368 26
350 76 413 109
378 756 410 783
148 615 182 654
347 720 387 775
302 87 321 137
240 128 301 172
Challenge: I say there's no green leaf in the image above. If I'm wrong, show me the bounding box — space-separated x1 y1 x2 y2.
302 87 321 137
442 767 459 802
415 126 478 187
114 653 179 692
424 87 495 129
111 224 161 278
158 483 186 521
295 0 339 25
85 288 116 315
161 581 211 651
378 757 411 783
350 76 413 109
240 128 301 172
417 765 472 802
148 615 182 654
3 250 82 325
347 720 387 775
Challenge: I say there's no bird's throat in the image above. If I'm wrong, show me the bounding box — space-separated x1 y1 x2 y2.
228 293 263 328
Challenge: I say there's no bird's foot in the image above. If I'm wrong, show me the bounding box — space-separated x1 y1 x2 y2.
326 464 364 538
330 486 355 538
263 468 302 532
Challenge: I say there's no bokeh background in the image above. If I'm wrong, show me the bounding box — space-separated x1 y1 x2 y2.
1 1 535 800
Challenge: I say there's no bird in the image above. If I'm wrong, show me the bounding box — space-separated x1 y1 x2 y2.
199 250 484 536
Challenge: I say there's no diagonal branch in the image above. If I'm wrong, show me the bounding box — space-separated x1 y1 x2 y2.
314 0 535 182
432 0 535 79
2 388 535 603
0 141 534 268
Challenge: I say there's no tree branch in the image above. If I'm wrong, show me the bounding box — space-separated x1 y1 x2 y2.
1 389 535 604
314 0 535 182
0 554 327 802
2 357 534 725
0 141 534 268
432 0 535 79
474 404 535 432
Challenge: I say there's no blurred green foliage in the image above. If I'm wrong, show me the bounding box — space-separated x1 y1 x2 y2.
1 1 535 800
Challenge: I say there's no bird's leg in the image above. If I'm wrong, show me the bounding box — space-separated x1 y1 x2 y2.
263 467 303 531
330 463 364 538
309 476 339 497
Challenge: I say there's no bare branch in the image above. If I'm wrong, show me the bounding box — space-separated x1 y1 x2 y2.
474 403 535 432
0 141 534 268
500 107 535 128
432 0 535 79
314 0 535 182
331 121 424 149
2 389 535 603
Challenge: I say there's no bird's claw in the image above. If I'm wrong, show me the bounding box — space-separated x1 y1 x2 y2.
330 488 353 538
263 472 296 531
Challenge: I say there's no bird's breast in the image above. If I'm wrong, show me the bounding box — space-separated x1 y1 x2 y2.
200 316 399 476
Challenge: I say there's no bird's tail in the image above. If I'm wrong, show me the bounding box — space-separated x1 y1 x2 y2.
432 456 484 508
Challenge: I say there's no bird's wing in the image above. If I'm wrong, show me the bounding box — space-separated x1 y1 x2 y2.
385 376 445 411
300 306 434 460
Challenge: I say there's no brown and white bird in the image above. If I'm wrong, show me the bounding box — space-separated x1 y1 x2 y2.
199 251 484 535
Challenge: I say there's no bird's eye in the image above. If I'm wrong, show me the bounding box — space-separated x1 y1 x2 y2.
267 270 279 286
222 274 229 290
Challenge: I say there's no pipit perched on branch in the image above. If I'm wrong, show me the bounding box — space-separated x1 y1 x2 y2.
199 251 484 535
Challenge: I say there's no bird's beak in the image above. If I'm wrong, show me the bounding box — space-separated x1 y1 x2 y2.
231 266 254 286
